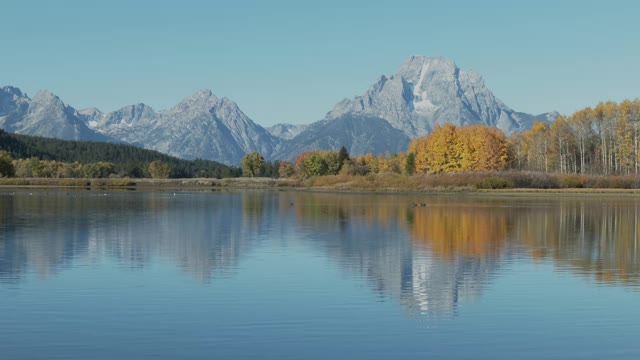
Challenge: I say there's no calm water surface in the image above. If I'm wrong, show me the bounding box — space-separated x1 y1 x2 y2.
1 190 640 359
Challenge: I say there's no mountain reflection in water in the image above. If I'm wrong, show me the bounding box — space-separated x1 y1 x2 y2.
1 190 639 318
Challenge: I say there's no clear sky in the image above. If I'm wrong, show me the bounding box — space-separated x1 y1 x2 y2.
2 0 639 126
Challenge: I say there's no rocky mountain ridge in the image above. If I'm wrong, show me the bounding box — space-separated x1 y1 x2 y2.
273 56 558 160
0 87 113 143
82 89 279 165
0 55 558 164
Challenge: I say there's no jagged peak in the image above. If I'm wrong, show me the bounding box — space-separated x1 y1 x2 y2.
269 123 293 128
29 89 73 112
219 96 238 106
268 122 307 130
171 89 220 111
215 97 252 122
1 85 26 98
79 106 102 115
127 103 153 110
399 55 458 74
111 103 157 120
405 54 454 63
189 89 217 101
462 69 485 86
32 89 60 102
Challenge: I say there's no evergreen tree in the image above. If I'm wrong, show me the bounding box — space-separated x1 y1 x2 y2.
405 152 416 175
337 146 350 172
0 129 239 178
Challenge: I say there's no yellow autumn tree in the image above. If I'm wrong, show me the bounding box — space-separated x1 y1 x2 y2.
427 123 462 173
617 100 636 174
407 135 430 174
408 123 461 174
148 160 171 179
457 125 511 171
517 121 550 172
408 123 511 174
241 152 265 177
549 116 573 173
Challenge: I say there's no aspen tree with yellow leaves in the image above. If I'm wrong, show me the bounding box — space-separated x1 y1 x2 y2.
408 123 511 174
511 99 640 175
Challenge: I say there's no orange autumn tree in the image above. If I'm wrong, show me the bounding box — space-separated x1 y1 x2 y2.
409 123 461 174
278 160 295 178
408 123 511 174
458 125 512 171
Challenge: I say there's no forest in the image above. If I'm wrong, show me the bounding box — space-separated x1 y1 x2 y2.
286 99 640 181
2 98 640 184
513 99 640 175
0 129 241 178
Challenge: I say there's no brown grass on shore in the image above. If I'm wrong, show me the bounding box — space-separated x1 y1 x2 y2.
302 171 640 192
0 177 300 189
2 172 640 193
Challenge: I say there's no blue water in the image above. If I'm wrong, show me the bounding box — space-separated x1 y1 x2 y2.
1 190 640 359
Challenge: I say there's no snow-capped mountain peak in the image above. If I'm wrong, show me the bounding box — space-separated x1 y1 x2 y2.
0 55 557 164
325 55 556 138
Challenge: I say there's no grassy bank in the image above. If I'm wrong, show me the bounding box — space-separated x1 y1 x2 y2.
302 172 640 193
0 177 299 189
2 172 640 193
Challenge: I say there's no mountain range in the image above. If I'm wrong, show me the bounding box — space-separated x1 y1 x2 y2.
0 87 112 143
0 56 558 165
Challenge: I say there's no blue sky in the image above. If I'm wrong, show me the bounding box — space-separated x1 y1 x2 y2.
2 0 639 125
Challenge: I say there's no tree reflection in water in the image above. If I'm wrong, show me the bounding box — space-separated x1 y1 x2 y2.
2 191 640 317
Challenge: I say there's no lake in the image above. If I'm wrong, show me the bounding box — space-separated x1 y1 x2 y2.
1 189 640 359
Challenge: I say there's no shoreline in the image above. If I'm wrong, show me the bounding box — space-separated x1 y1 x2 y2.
0 177 298 189
3 176 640 196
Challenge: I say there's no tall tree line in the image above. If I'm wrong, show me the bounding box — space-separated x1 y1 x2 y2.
513 100 640 175
0 129 241 178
